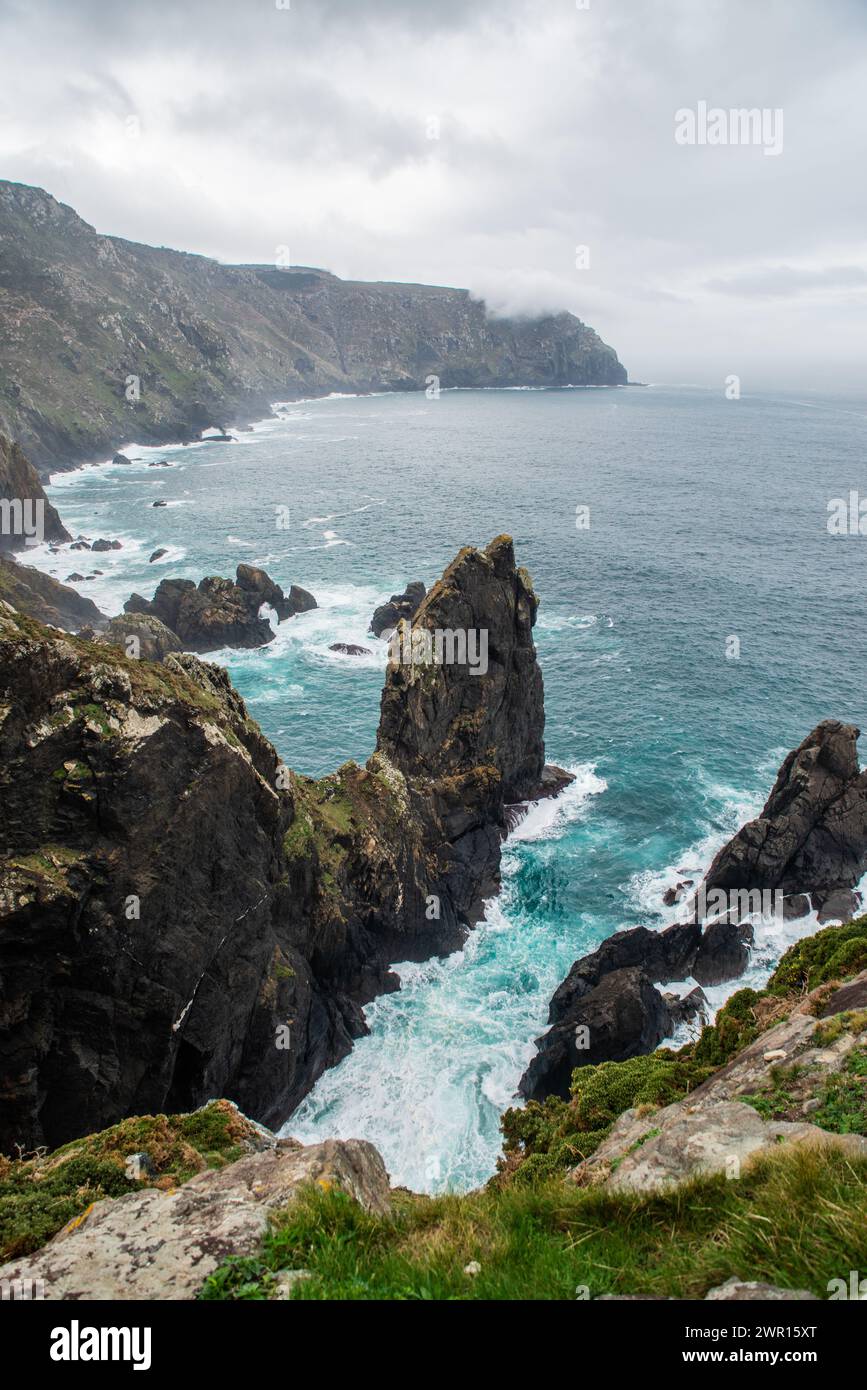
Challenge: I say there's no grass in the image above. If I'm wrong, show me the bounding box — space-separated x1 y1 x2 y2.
198 1142 867 1301
0 1101 252 1263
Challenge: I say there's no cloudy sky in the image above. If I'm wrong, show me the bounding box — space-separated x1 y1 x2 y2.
1 0 865 388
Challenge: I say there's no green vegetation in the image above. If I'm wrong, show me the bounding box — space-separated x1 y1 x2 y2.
198 1142 867 1301
812 1047 867 1136
768 915 867 995
0 1101 252 1262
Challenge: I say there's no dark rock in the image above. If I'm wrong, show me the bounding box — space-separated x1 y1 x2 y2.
518 968 674 1102
70 540 91 551
702 720 867 914
153 500 168 507
691 920 753 987
782 893 811 920
0 554 105 632
148 460 172 467
370 581 426 638
0 434 70 551
66 572 86 583
818 976 867 1017
662 985 708 1029
149 549 168 564
91 539 122 552
124 566 317 653
287 584 317 614
329 643 372 656
112 453 132 465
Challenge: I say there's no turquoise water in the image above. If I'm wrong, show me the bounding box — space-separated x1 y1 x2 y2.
32 385 867 1191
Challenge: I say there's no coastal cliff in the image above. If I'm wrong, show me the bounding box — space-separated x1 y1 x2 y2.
0 181 627 472
0 535 560 1154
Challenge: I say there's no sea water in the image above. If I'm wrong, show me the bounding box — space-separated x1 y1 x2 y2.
27 384 867 1191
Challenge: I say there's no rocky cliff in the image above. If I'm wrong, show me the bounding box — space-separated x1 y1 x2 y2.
0 535 561 1154
0 181 627 472
0 433 68 549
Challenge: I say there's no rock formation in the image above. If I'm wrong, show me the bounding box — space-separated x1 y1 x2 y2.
0 556 104 632
0 434 69 551
123 565 315 653
0 535 563 1154
0 181 628 472
519 720 867 1102
370 581 426 638
701 719 867 923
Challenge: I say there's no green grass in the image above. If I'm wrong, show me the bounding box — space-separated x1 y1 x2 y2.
0 1101 251 1262
198 1142 867 1301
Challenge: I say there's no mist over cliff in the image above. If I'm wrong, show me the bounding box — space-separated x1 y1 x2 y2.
0 180 627 473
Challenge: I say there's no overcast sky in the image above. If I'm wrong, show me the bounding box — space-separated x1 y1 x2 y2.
1 0 865 388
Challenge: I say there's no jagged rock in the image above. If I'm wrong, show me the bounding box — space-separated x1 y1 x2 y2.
0 556 105 632
370 581 426 638
377 537 545 804
702 721 867 918
519 967 678 1102
0 1138 389 1300
100 614 184 662
69 540 90 551
152 499 167 507
705 1279 818 1301
112 453 132 465
287 584 317 614
149 548 168 563
330 643 372 656
125 566 316 652
0 536 560 1152
66 572 85 582
0 434 69 551
91 538 121 552
691 920 753 986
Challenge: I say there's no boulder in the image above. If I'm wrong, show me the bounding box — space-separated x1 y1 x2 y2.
112 453 132 465
330 643 372 656
91 538 122 552
370 580 426 637
0 1138 389 1300
705 1279 818 1301
149 548 168 563
100 614 184 662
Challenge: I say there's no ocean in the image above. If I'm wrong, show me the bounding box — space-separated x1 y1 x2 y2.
28 383 867 1192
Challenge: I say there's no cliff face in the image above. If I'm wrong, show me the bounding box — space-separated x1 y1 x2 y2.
0 433 68 548
0 181 627 472
0 536 555 1154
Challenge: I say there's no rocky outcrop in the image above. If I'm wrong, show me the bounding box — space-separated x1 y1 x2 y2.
123 564 315 653
370 582 426 638
0 434 69 551
0 182 627 472
0 556 104 632
570 973 867 1192
100 613 184 662
520 721 867 1102
0 1131 389 1300
0 536 562 1154
701 720 867 923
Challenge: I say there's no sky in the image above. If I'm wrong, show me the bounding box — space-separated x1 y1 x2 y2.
0 0 865 388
